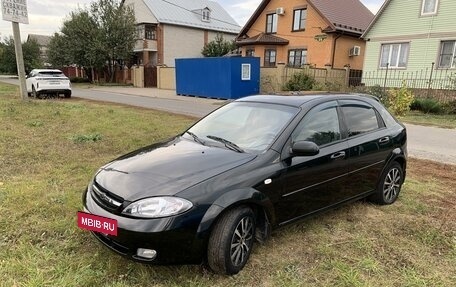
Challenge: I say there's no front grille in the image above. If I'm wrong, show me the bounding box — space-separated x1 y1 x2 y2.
91 181 124 212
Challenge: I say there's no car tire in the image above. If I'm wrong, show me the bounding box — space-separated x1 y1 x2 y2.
64 91 71 98
369 161 404 205
32 86 38 98
27 92 32 97
207 206 256 275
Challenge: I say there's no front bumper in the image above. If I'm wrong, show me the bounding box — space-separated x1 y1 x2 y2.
83 189 206 264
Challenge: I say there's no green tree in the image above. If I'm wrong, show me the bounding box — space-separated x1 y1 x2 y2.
47 33 72 68
201 34 236 57
91 0 136 82
48 10 103 81
46 0 136 82
0 37 41 74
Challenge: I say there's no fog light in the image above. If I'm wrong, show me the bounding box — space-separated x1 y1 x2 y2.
137 248 157 259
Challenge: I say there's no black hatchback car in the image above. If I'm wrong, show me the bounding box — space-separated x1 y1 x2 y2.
82 94 407 274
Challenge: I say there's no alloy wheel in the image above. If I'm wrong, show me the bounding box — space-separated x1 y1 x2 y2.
383 167 401 202
230 216 254 267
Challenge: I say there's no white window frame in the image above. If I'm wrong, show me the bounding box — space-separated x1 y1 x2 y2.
379 43 410 69
438 40 456 69
421 0 439 16
241 64 251 81
202 9 210 22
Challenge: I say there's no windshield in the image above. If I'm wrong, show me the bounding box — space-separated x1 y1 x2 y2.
187 102 299 153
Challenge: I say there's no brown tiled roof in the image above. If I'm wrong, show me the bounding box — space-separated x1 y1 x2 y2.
309 0 374 34
236 33 289 46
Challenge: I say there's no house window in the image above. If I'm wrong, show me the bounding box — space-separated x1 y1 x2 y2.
288 49 307 67
421 0 438 15
202 8 210 22
293 8 307 31
379 43 409 68
266 13 277 33
438 41 456 68
246 48 255 56
136 25 145 40
145 25 156 40
264 49 276 67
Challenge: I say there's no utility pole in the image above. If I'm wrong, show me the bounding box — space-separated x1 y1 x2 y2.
12 22 28 100
1 0 29 101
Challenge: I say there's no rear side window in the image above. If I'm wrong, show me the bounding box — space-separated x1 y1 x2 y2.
340 100 380 137
38 71 65 77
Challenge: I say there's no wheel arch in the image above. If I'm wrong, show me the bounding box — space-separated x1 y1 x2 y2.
196 188 274 242
372 148 407 192
385 148 407 180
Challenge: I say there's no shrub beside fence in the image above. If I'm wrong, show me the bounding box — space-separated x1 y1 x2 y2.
352 63 456 102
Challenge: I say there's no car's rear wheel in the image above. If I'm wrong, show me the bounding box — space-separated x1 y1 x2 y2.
369 161 403 205
32 86 38 98
64 91 71 98
207 206 256 275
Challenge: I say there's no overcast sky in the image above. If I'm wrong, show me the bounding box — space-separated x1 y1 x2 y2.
0 0 385 40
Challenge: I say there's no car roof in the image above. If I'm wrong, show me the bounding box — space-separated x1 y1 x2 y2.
236 94 378 107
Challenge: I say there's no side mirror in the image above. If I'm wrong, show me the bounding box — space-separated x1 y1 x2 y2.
291 141 319 157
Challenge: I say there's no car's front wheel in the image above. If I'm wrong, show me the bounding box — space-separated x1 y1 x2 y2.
207 206 256 275
369 161 404 205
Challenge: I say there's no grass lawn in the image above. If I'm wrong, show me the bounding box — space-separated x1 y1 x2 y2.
1 83 455 286
402 111 456 129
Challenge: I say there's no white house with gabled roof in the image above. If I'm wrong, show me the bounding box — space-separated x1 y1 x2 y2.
122 0 241 67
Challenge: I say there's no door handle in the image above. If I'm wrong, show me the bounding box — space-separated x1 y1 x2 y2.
330 151 346 159
379 137 390 144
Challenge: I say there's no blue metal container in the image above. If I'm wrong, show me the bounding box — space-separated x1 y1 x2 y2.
175 57 260 100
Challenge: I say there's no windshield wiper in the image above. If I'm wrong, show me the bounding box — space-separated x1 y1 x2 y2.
206 135 244 153
185 131 205 145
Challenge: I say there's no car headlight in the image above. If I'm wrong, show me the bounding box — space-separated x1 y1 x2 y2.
122 197 193 218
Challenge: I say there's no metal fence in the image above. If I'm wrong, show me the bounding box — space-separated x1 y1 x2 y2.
350 63 456 102
262 64 456 102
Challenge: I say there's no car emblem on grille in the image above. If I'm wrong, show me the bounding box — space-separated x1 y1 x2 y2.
92 185 122 207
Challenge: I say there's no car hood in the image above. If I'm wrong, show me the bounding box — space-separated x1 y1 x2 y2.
94 137 256 201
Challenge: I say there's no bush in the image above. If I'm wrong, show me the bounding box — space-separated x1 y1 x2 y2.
311 81 343 92
283 72 315 91
411 98 444 114
443 100 456 115
368 85 389 107
70 77 91 83
387 81 415 117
